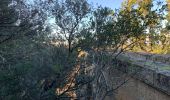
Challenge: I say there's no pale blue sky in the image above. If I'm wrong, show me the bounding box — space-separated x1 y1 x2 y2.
87 0 167 10
87 0 124 9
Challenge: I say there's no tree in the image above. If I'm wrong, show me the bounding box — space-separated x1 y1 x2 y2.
53 0 91 55
90 5 148 54
0 0 19 44
92 7 114 50
120 0 168 53
0 0 59 99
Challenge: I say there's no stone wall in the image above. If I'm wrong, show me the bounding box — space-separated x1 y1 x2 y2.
90 61 170 100
82 52 170 100
116 78 170 100
112 53 170 100
123 52 170 64
116 54 170 95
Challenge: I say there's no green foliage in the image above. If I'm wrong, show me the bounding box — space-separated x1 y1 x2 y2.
52 65 62 73
0 0 170 99
53 0 91 54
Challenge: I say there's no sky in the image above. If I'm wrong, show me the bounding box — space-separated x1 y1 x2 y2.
87 0 124 10
87 0 167 10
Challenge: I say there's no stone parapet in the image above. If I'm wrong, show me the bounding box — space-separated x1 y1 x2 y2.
116 54 170 95
123 52 170 65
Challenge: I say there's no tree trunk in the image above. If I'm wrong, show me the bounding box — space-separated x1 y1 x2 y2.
68 39 72 57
